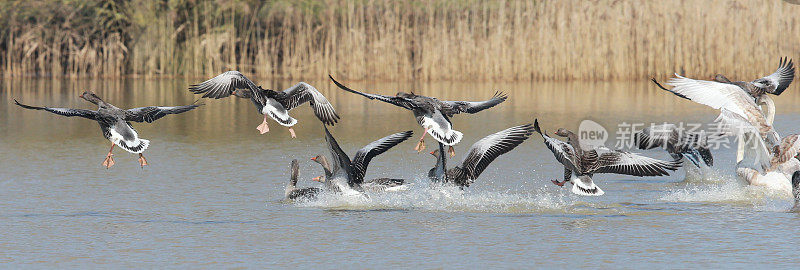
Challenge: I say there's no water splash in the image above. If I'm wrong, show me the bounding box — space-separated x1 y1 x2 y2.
295 176 588 213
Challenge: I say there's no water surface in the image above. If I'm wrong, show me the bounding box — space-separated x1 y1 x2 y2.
2 78 800 268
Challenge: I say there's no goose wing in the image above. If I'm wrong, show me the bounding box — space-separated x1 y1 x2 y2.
664 74 760 117
458 124 534 181
533 119 580 172
772 134 800 164
329 75 417 110
441 91 508 115
634 124 678 150
322 126 354 182
14 99 97 119
761 57 795 95
351 130 414 184
591 148 680 176
124 104 202 123
276 82 339 125
189 71 262 99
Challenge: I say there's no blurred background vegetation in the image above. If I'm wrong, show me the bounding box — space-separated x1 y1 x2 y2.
1 0 799 81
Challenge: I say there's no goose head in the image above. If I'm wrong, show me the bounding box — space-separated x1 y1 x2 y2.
396 92 416 98
231 89 251 98
311 155 333 176
79 90 103 106
752 78 776 92
429 149 440 158
555 128 571 137
792 171 800 200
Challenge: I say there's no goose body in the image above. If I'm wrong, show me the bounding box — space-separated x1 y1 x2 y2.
330 75 506 156
428 124 535 188
534 119 681 196
737 134 800 194
311 127 413 195
285 159 321 200
653 74 781 171
14 91 201 168
190 71 339 137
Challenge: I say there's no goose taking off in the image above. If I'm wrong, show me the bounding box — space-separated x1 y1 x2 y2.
285 159 321 201
190 71 339 138
737 134 800 194
329 75 507 157
427 124 534 188
634 124 714 168
14 91 201 168
534 119 681 196
309 127 413 195
652 74 781 171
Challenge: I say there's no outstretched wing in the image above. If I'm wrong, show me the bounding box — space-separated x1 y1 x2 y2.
633 124 677 150
762 57 795 95
323 126 353 179
277 82 339 125
329 75 417 110
189 71 261 99
533 119 580 172
772 134 800 164
14 99 97 119
441 91 508 115
459 124 534 180
124 104 202 123
591 148 680 176
351 130 414 184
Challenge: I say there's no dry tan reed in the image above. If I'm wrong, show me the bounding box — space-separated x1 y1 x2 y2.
2 0 800 81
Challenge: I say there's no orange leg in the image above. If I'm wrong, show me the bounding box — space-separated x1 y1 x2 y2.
102 143 115 169
414 128 429 152
138 153 148 168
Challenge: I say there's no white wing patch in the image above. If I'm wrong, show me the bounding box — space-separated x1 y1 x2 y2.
108 126 150 154
420 115 463 146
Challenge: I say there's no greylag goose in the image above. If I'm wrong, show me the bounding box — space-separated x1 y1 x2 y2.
14 91 201 168
285 159 321 200
652 74 781 171
633 123 714 169
534 119 681 196
737 134 800 193
309 127 413 195
189 71 339 138
714 57 794 125
427 124 534 188
329 75 506 157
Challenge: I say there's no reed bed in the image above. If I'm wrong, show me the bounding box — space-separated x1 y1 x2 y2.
2 0 799 81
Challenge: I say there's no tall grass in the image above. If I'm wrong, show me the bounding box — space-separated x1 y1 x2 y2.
2 0 799 81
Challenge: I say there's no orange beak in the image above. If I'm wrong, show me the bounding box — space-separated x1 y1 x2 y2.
429 151 435 155
311 157 317 161
312 176 321 182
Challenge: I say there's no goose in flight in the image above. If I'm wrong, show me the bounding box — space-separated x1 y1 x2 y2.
329 75 507 157
309 127 413 195
14 91 201 168
652 74 781 170
714 57 794 125
427 124 534 188
285 159 321 201
189 71 339 138
737 134 800 194
534 119 681 196
633 123 714 169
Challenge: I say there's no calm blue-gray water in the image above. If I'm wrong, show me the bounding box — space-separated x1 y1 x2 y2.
1 78 800 268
